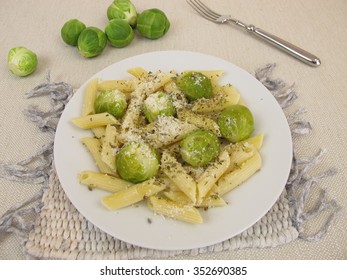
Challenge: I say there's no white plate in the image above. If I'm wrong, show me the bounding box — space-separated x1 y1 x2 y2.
54 51 292 251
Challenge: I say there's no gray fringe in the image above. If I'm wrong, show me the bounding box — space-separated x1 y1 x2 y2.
0 65 341 257
254 63 341 241
0 71 73 247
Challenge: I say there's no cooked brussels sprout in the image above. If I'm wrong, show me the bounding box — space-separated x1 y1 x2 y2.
61 19 86 46
217 105 254 143
107 0 137 27
136 8 170 39
143 91 175 123
180 129 220 167
116 141 160 183
77 27 107 58
7 46 38 77
95 89 127 119
176 72 212 101
105 19 134 48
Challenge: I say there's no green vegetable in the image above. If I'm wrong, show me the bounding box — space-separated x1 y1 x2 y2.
143 91 175 123
180 129 220 167
7 46 38 77
217 105 254 143
61 19 86 46
105 19 134 48
95 89 127 119
116 141 160 183
107 0 137 27
176 71 212 101
137 8 170 39
77 27 107 58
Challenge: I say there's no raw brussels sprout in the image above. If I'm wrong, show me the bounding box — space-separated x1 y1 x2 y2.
7 46 38 77
143 91 175 123
61 19 86 46
176 71 212 101
105 19 134 48
217 105 254 143
180 129 220 167
95 89 127 119
116 141 160 183
77 27 107 58
107 0 137 27
137 8 170 39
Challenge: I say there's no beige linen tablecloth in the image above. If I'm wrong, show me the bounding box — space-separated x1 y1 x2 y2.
1 0 346 259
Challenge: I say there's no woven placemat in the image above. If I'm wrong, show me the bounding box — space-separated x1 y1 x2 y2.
0 64 339 259
24 167 298 259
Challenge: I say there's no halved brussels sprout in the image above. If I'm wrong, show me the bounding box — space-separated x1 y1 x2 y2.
61 19 86 46
105 19 134 48
180 129 220 167
143 91 175 123
107 0 137 28
95 89 127 119
217 104 254 143
176 71 212 101
7 46 38 77
77 27 107 58
116 141 160 183
136 8 170 39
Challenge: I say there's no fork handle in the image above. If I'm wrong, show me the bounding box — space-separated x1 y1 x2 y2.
246 25 321 67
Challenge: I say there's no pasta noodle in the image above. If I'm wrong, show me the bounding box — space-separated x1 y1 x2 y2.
71 112 120 129
78 171 132 192
101 179 165 210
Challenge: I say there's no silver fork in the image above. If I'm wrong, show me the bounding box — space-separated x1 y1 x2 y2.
187 0 321 67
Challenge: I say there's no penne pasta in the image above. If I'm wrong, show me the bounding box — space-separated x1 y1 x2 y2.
161 150 197 203
192 86 240 114
80 137 116 175
240 133 265 150
177 109 221 137
101 124 119 170
224 142 257 174
142 116 197 149
191 84 240 113
127 66 149 78
82 78 98 116
197 150 230 202
91 126 106 139
71 112 120 129
163 190 227 208
101 179 165 210
147 195 203 224
97 79 135 93
78 171 132 192
213 151 262 196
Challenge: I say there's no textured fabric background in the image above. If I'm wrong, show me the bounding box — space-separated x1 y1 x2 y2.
1 0 346 259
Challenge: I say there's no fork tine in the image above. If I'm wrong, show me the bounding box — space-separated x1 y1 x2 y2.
187 0 221 22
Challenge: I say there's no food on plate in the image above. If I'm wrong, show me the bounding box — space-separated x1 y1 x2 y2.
71 67 263 224
180 129 220 167
61 19 86 46
175 71 212 101
136 8 170 39
7 46 38 77
77 27 107 58
218 104 254 142
143 91 176 123
95 89 128 119
116 141 160 183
